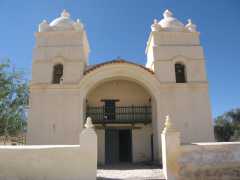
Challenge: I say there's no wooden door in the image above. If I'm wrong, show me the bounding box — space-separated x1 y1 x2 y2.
105 129 119 164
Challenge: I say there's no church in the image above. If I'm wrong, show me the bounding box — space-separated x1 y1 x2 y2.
27 9 214 165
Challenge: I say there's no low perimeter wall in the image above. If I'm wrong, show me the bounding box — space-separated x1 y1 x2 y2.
179 142 240 180
0 121 97 180
161 116 240 180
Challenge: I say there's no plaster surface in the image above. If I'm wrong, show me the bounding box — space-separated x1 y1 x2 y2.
0 124 97 180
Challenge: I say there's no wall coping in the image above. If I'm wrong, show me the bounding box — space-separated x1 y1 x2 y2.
190 142 240 146
0 145 80 149
180 142 240 153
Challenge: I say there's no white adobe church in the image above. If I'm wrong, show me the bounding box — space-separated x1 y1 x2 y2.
27 9 214 164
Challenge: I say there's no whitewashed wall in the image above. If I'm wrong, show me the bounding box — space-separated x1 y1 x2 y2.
0 121 97 180
161 117 240 180
179 142 240 180
132 125 152 162
87 79 151 107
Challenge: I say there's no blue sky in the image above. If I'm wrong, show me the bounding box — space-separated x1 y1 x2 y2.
0 0 239 118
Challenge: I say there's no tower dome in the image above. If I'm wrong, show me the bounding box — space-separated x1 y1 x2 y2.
158 9 184 32
49 10 75 31
38 10 84 32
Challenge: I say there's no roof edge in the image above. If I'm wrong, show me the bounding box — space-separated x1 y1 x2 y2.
84 59 154 75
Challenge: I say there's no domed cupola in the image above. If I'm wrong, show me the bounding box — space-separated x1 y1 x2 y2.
34 10 90 84
39 10 84 32
158 9 184 32
49 10 75 31
146 9 201 71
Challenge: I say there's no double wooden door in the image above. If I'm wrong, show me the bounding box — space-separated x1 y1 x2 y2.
105 129 132 164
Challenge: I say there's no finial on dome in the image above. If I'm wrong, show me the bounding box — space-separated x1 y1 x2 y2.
159 9 184 32
61 9 70 18
39 19 50 32
151 19 161 32
74 18 83 31
163 9 173 18
185 19 197 32
42 19 48 23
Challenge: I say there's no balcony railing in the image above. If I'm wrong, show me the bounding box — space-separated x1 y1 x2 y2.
86 106 152 124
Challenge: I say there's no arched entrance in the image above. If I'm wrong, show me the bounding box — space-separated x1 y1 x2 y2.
78 62 161 164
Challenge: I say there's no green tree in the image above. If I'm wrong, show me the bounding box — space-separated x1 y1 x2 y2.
0 60 28 144
214 108 240 142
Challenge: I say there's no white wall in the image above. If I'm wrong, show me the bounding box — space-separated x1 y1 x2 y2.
158 84 214 143
179 142 240 180
29 61 214 165
161 123 240 180
32 29 89 84
146 25 214 146
87 79 151 106
0 125 97 180
132 125 152 162
27 88 82 145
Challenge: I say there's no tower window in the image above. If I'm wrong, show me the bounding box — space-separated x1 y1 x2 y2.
52 64 63 84
175 63 186 83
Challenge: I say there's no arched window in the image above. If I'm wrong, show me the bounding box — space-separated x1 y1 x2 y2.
52 64 63 84
175 63 186 83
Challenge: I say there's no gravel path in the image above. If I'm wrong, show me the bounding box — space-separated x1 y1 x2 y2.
97 163 165 180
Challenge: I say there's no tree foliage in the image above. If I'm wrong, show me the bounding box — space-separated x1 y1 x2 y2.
0 60 28 140
214 108 240 142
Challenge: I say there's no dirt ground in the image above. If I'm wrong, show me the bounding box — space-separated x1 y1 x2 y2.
97 163 165 180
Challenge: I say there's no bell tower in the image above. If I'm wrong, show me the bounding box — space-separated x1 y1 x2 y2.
145 10 214 143
28 10 90 144
32 10 90 84
145 10 207 83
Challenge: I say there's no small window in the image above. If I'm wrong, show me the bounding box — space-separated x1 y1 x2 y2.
52 64 63 84
175 63 186 83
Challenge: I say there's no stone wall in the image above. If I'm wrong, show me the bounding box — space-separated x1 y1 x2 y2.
161 116 240 180
0 118 97 180
179 142 240 180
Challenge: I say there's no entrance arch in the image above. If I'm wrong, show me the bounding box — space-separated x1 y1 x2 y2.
79 62 160 100
78 61 162 163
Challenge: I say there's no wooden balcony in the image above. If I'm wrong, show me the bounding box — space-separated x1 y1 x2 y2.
86 106 152 124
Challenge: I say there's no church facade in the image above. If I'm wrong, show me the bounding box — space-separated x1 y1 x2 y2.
27 10 214 164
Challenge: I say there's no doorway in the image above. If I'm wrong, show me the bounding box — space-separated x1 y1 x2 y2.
105 129 132 164
104 100 116 120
